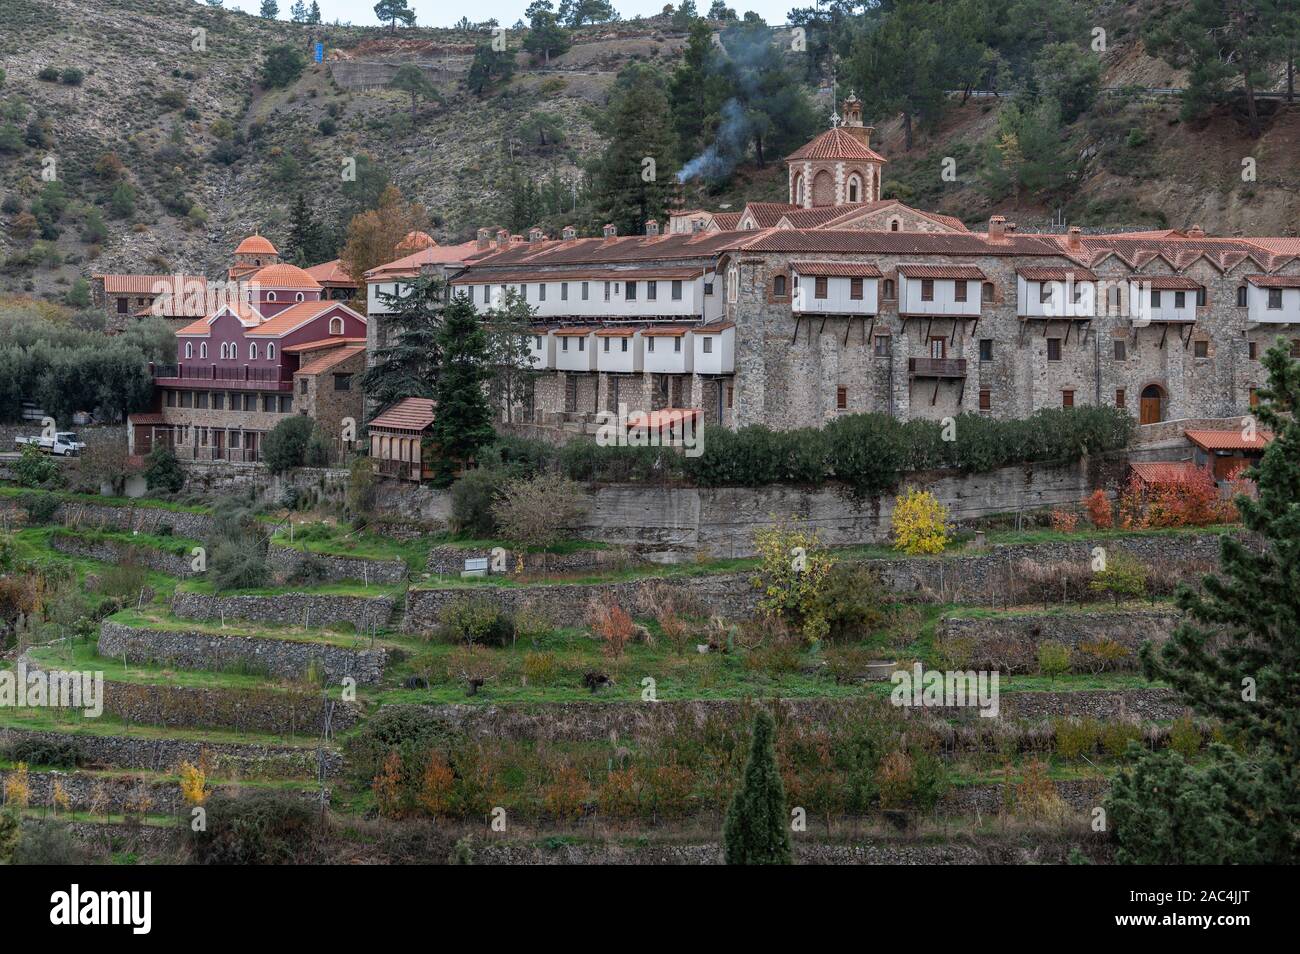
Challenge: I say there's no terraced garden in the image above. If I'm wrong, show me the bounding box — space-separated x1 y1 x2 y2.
0 487 1237 864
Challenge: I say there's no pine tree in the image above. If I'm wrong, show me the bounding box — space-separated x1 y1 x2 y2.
482 287 537 424
259 0 279 18
374 0 416 32
388 64 440 121
723 709 792 865
589 64 678 236
286 193 331 266
360 275 446 412
429 294 495 483
1108 337 1300 863
309 1 321 24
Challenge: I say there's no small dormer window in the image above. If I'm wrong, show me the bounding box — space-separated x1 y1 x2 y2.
889 219 901 232
329 316 344 335
267 291 276 302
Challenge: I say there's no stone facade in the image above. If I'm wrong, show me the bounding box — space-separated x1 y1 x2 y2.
103 618 389 684
291 346 366 449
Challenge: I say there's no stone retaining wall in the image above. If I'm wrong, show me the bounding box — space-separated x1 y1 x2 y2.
402 573 756 634
0 727 339 779
424 544 634 576
0 498 217 538
939 778 1109 817
937 610 1182 673
0 769 329 815
267 541 408 586
169 590 397 635
96 681 360 735
50 531 196 577
100 620 388 686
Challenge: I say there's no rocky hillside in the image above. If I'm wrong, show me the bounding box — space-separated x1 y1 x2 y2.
1 0 1296 301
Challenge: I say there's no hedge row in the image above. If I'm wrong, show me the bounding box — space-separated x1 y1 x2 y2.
488 407 1133 497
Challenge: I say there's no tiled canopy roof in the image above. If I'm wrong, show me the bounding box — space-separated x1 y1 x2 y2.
303 259 357 287
1138 275 1203 289
369 397 435 432
1130 461 1202 485
1185 428 1273 451
296 345 364 376
246 301 362 337
898 264 988 280
786 127 888 163
790 261 883 277
1246 274 1300 288
96 274 206 295
1017 267 1099 282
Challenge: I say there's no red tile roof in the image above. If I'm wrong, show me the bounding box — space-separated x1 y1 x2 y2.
369 397 435 432
251 263 322 289
464 231 743 270
898 264 987 280
1137 275 1202 289
786 127 888 163
640 325 691 337
791 260 883 278
1246 274 1300 288
365 241 485 280
95 274 206 295
175 301 261 335
453 266 705 284
739 202 800 228
696 321 735 332
733 229 1058 257
235 234 277 255
1185 428 1273 451
1129 461 1202 485
282 337 367 353
296 345 365 376
128 413 167 425
246 301 364 337
303 259 358 287
712 212 743 230
626 407 703 429
592 327 639 337
1017 267 1098 282
552 327 594 337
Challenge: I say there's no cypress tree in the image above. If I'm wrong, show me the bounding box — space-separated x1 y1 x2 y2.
1109 336 1300 863
429 294 495 484
723 709 792 865
360 275 446 412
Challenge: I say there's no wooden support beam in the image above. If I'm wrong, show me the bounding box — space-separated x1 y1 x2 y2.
819 315 828 336
924 317 933 344
1064 320 1073 346
790 317 800 345
931 378 940 406
1159 324 1168 349
843 315 853 347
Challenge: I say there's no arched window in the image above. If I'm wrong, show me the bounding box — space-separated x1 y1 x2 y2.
793 174 804 206
184 341 193 359
329 316 344 335
847 174 861 203
249 342 258 360
1237 286 1248 306
982 282 995 303
266 291 276 302
889 218 901 232
882 279 895 300
219 343 227 359
266 343 275 361
774 275 787 297
295 292 305 302
200 342 208 359
727 267 739 304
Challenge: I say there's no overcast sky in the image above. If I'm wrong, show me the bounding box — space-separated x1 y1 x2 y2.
219 1 796 28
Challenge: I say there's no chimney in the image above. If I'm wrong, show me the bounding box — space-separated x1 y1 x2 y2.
1066 226 1082 251
645 219 660 237
1187 223 1205 238
476 227 491 251
691 219 703 233
495 228 510 247
562 225 576 241
1005 222 1017 234
602 223 617 239
528 226 545 243
988 215 1006 242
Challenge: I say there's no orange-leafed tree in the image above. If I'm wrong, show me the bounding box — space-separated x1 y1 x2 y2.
339 185 428 285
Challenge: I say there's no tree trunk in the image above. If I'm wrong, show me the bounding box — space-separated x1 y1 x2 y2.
903 110 913 151
754 133 765 167
1288 41 1295 105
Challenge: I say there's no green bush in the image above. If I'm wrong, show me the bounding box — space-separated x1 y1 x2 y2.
17 490 58 524
448 468 506 536
812 564 890 642
188 791 321 865
143 445 184 493
262 415 324 474
1 736 82 768
13 444 59 487
437 597 515 647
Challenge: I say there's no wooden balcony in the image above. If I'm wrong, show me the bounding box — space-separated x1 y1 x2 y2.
373 458 425 481
908 357 967 378
153 363 294 392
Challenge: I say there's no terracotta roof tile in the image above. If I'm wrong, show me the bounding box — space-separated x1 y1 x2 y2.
734 229 1058 257
453 266 705 284
1185 428 1273 451
786 127 888 163
95 274 206 295
1137 275 1202 289
235 234 277 255
898 264 987 280
1130 461 1202 485
791 260 883 278
369 397 435 431
1246 274 1300 288
296 345 365 376
281 337 367 353
128 412 167 425
246 301 364 337
640 325 691 337
365 241 485 279
712 212 743 230
1017 267 1099 282
250 263 322 290
303 259 358 287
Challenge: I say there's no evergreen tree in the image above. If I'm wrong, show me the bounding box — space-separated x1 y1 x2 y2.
589 64 678 236
259 0 279 18
290 0 308 22
309 1 321 23
723 710 792 865
360 275 446 412
374 0 416 31
286 193 333 266
1108 337 1300 863
523 1 571 66
846 0 944 151
429 294 495 483
669 19 731 166
467 43 517 96
482 288 537 425
388 64 440 121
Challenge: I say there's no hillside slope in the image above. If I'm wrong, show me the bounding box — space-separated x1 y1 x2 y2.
1 0 1296 301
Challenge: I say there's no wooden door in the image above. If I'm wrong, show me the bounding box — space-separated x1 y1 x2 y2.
1139 385 1163 424
929 336 946 359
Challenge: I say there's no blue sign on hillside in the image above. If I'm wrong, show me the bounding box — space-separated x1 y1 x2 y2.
314 42 323 63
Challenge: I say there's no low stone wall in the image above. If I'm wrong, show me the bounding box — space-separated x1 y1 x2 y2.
0 727 339 779
406 689 1186 744
0 498 218 538
50 531 196 577
169 590 398 635
402 573 756 634
97 681 360 735
100 620 389 686
940 778 1109 817
267 541 408 586
0 769 329 816
860 531 1228 606
424 544 634 576
937 609 1182 673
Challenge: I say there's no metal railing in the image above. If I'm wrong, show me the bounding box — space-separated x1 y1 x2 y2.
908 357 968 377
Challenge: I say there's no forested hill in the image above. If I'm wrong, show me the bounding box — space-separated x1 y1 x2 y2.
1 0 1297 304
